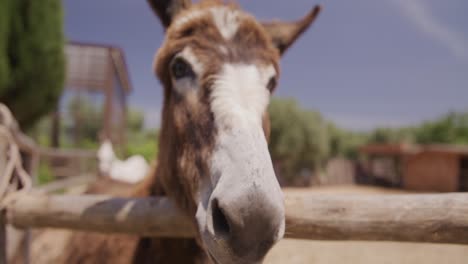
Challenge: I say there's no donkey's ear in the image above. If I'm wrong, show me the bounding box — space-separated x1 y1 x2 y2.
147 0 192 28
262 5 321 55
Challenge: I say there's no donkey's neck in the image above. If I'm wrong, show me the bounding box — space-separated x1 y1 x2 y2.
132 172 208 264
133 237 207 264
132 128 210 264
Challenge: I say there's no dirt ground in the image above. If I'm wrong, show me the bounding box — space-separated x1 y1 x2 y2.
265 185 468 264
265 240 468 264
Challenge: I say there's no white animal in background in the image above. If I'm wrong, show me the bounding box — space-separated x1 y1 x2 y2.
97 140 149 184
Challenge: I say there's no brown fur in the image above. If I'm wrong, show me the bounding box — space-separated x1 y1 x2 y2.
23 1 319 263
55 2 276 262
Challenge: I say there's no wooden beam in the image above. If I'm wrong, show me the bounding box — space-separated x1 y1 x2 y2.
6 193 195 238
0 131 8 264
38 148 96 159
50 108 60 148
34 174 96 194
20 229 30 264
284 193 468 244
0 212 6 264
5 192 468 244
103 52 114 142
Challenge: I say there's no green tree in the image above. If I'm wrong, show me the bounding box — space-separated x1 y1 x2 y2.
268 98 329 183
0 0 11 90
127 109 145 133
0 0 65 130
328 123 368 159
415 112 468 144
66 96 103 146
126 109 158 161
365 126 415 145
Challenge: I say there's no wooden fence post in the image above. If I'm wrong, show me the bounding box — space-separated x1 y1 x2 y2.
21 230 30 264
0 212 6 264
0 133 8 264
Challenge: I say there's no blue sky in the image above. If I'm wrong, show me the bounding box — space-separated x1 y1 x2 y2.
64 0 468 131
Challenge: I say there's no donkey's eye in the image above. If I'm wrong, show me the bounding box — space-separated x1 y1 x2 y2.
171 58 194 80
267 77 277 92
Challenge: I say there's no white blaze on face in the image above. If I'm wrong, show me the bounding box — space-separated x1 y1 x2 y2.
208 63 278 186
173 9 206 29
208 63 279 190
173 6 242 41
210 7 241 40
201 62 282 222
211 64 275 130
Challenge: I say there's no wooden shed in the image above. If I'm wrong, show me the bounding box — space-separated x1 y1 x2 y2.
51 41 132 148
360 144 468 192
39 42 133 178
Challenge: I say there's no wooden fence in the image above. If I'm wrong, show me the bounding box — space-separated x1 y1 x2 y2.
4 192 468 244
0 103 97 263
4 117 97 183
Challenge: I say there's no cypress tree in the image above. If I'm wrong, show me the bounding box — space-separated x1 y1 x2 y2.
0 0 65 130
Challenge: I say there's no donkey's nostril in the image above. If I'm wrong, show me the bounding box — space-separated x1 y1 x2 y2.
212 199 231 236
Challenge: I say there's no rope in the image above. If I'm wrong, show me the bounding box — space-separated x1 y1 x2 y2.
0 104 32 209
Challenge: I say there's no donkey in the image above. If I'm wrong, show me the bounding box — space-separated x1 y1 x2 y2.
23 1 321 263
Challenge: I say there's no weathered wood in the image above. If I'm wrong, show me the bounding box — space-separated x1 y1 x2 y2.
0 130 8 264
21 229 30 264
38 148 95 159
5 192 468 244
34 174 96 194
0 212 7 264
12 131 37 156
284 193 468 244
6 193 195 238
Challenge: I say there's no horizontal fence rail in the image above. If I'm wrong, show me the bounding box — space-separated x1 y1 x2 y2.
6 193 195 238
285 193 468 244
5 192 468 244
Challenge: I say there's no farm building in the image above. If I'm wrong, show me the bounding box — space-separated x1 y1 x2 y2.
360 143 468 192
52 41 132 148
29 42 133 179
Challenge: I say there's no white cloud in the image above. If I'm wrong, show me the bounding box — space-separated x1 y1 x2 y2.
391 0 468 60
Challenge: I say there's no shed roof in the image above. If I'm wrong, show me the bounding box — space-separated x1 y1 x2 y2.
422 144 468 155
65 41 132 93
360 143 419 155
360 143 468 156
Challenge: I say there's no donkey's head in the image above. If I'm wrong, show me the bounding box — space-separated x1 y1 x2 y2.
149 1 320 263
